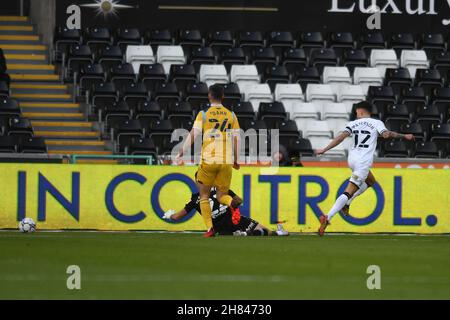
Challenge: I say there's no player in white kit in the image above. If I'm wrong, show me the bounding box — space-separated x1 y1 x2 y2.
315 101 415 236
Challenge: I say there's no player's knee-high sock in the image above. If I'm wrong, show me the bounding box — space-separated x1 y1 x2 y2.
218 195 233 207
327 193 351 221
199 198 213 230
346 182 369 205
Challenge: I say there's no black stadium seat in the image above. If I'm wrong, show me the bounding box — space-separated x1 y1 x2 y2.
122 82 149 109
18 137 47 154
67 45 93 77
109 63 136 87
115 28 142 49
167 102 194 129
309 48 338 72
78 64 106 94
145 29 173 49
207 31 234 52
91 82 119 116
136 101 162 129
98 45 123 71
154 82 180 108
400 122 426 142
258 102 288 128
237 31 264 54
84 27 112 55
252 47 277 74
414 141 440 158
149 119 174 149
359 32 386 52
385 68 412 97
415 69 443 96
104 101 132 131
7 117 33 138
178 29 203 50
299 31 325 53
263 65 289 91
138 63 167 92
342 49 368 73
420 33 446 57
0 98 21 118
188 46 216 72
282 48 307 75
220 47 247 72
295 67 321 92
186 82 209 111
380 140 410 158
430 123 450 143
288 138 314 157
390 33 416 53
168 64 197 93
112 119 144 152
126 137 158 164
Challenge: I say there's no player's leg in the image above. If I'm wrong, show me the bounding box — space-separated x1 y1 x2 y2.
215 164 242 224
195 165 215 233
341 171 376 215
318 181 359 236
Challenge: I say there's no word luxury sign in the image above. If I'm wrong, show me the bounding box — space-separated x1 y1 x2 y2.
329 0 448 18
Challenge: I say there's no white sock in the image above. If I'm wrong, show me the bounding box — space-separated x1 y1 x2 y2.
327 194 351 221
346 182 369 206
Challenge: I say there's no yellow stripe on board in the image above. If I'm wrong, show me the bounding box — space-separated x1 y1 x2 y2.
11 84 67 90
35 131 99 137
12 93 71 99
0 44 46 50
7 64 55 70
5 54 45 60
0 25 33 31
0 16 28 22
9 74 59 81
23 112 83 118
45 140 105 146
0 35 38 41
20 102 78 108
32 121 92 128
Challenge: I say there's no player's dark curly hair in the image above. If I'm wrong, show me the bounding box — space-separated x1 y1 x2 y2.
354 101 373 114
209 84 224 101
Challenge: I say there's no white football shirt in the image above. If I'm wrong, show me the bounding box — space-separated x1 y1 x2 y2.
344 117 387 165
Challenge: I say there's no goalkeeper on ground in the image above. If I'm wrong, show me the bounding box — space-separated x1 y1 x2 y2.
163 188 288 236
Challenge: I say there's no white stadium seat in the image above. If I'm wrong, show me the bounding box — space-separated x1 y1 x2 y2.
400 50 429 77
326 118 349 137
338 84 366 112
304 120 332 138
323 66 352 85
353 67 383 94
126 45 155 74
274 84 304 111
324 143 347 157
370 49 399 76
199 65 228 87
242 84 273 111
291 102 320 120
156 45 186 74
321 103 350 120
305 84 336 102
308 136 332 150
230 65 260 92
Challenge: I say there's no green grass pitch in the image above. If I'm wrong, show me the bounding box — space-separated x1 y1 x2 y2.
0 231 449 299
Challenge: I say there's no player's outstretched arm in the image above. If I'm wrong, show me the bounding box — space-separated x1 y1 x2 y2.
381 131 415 141
163 209 188 221
315 131 350 155
177 127 200 159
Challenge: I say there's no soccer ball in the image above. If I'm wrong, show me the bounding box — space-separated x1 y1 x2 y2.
19 218 36 233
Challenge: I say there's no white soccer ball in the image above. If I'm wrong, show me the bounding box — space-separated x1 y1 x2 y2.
19 218 36 233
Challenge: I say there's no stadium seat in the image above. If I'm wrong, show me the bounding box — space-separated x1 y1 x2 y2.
299 31 325 52
0 135 18 153
156 45 186 74
230 65 260 91
326 118 349 138
112 119 144 152
67 45 93 77
0 98 20 118
416 105 442 132
384 104 411 130
145 29 173 49
321 102 350 120
370 49 399 76
288 138 314 157
343 49 369 73
419 33 446 57
263 65 290 91
149 119 174 149
328 32 355 56
18 137 47 154
384 68 413 96
7 117 33 138
54 27 82 60
295 67 321 92
277 120 301 147
122 82 149 109
115 28 143 49
322 67 352 92
367 85 396 116
126 137 158 164
109 63 136 87
178 30 203 50
305 84 335 102
414 141 440 158
125 45 155 74
400 122 426 141
304 120 332 138
232 102 256 129
154 82 181 108
309 48 338 73
267 31 295 55
291 102 320 129
359 32 386 52
237 31 264 54
188 47 216 72
78 64 106 95
220 48 247 72
415 69 443 97
274 84 304 112
85 27 112 55
431 87 450 121
353 67 383 93
222 82 242 107
138 63 167 92
90 82 119 116
104 101 132 131
168 64 197 93
251 47 277 74
135 101 162 129
199 65 228 87
400 50 429 77
431 51 450 82
258 102 287 128
401 87 426 109
430 123 450 143
380 140 410 157
98 46 124 71
167 101 194 129
207 31 234 51
390 33 416 53
0 81 8 99
186 82 209 111
337 84 365 111
282 48 307 75
242 84 273 112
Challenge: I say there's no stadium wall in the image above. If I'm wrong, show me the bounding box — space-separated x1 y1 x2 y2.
54 0 450 33
0 163 448 234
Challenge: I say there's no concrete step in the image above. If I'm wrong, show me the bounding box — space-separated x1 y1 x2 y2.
32 121 93 132
1 44 46 55
23 112 84 120
45 139 106 147
35 130 100 139
20 101 80 113
0 16 29 23
9 74 59 81
5 53 46 61
0 25 33 32
11 83 68 94
0 34 39 41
